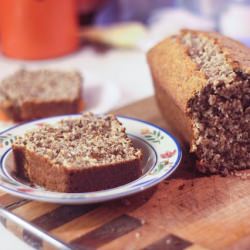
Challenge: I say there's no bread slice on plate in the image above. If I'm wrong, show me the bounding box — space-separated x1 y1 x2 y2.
0 69 82 121
147 29 249 175
12 112 142 192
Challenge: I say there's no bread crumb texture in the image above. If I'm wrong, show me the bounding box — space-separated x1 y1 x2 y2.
181 30 250 174
14 112 142 169
0 69 82 105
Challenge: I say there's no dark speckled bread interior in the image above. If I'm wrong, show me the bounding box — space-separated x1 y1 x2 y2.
147 29 250 175
12 112 142 192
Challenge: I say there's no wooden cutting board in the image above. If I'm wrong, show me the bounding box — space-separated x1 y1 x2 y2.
0 96 250 250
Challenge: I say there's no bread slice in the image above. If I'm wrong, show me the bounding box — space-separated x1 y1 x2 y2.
147 29 250 175
12 112 142 192
0 69 82 121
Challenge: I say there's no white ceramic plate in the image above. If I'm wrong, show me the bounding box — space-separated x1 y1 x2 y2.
0 115 182 204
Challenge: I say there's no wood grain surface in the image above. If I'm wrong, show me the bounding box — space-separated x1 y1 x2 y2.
0 96 250 250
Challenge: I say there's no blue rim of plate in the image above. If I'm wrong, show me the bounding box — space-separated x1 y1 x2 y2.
0 114 182 204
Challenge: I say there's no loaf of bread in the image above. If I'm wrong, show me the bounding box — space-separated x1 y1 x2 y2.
12 112 142 192
147 29 249 175
0 69 82 121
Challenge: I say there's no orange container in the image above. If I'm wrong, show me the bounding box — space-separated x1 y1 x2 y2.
0 0 79 59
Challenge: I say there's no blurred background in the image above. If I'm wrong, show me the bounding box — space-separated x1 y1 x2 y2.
1 1 250 249
0 0 250 113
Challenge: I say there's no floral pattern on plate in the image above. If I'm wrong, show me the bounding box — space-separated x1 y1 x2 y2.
0 115 182 204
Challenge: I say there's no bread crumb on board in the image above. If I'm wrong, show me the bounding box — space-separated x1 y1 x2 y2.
232 171 250 180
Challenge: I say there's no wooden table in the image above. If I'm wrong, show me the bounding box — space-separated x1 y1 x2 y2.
0 97 250 250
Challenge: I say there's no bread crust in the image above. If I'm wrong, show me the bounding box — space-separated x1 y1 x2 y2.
2 96 82 122
147 35 207 113
182 29 250 73
148 29 250 173
0 70 83 121
148 29 250 117
154 83 193 145
147 34 207 147
12 144 142 193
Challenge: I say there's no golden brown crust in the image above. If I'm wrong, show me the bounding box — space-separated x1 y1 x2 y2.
0 69 83 121
147 35 207 113
148 29 250 174
154 83 193 145
12 144 142 193
147 30 250 145
147 33 207 147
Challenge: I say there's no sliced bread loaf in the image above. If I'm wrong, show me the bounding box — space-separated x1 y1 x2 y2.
12 112 142 192
0 69 82 121
148 29 250 175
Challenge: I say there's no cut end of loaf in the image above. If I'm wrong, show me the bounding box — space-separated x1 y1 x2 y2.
181 31 250 174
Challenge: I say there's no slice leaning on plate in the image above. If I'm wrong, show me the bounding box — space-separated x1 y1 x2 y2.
12 112 142 193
